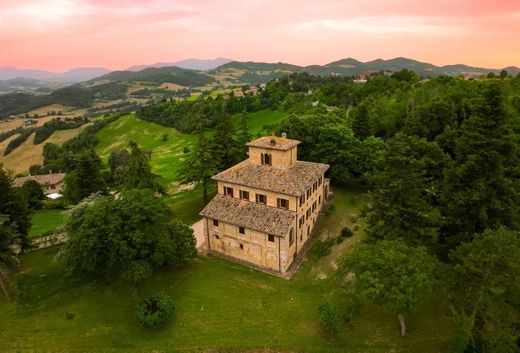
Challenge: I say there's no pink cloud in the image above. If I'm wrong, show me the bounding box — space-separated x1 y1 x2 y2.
0 0 518 71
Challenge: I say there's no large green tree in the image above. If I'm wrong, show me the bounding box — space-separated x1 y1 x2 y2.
366 134 447 247
235 112 251 161
21 179 44 209
440 84 520 253
63 189 196 289
178 133 219 203
64 150 106 204
212 114 239 170
0 166 30 300
444 228 520 353
346 240 437 336
119 141 156 190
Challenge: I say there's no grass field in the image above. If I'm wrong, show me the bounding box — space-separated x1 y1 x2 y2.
231 109 288 136
94 110 287 186
28 209 67 238
95 114 197 185
0 124 92 174
0 186 456 352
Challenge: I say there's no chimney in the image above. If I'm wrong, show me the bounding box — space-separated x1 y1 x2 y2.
281 132 287 139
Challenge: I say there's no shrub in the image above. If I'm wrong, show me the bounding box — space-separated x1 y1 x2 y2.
335 236 344 245
135 292 175 329
318 302 342 336
315 238 336 257
341 227 354 238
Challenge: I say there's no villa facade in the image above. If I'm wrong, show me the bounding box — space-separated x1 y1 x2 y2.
200 134 330 274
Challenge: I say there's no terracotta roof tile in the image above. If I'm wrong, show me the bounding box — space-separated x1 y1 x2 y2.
199 194 295 237
212 160 329 196
12 173 66 188
246 136 300 151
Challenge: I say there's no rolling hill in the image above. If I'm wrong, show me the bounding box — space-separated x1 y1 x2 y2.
2 57 518 119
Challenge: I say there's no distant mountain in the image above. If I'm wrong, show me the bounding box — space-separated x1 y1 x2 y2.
0 66 110 83
211 57 520 83
126 58 233 72
94 66 215 86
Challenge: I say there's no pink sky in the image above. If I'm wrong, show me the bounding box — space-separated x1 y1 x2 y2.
1 0 519 71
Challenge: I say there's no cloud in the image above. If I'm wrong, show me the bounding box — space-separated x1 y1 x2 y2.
0 0 518 70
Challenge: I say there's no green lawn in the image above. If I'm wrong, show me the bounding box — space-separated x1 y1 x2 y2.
0 186 456 352
28 209 67 238
95 113 197 185
232 109 288 135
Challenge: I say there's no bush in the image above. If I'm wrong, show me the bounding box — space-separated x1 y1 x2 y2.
315 237 336 257
335 236 344 244
341 227 354 238
318 302 342 336
42 197 67 210
135 292 175 329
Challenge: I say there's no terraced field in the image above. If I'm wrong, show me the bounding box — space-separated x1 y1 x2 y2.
0 124 91 174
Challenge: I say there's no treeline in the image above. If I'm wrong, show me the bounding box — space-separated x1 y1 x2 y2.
31 114 120 174
0 82 129 118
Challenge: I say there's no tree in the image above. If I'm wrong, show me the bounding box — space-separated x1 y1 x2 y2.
64 150 106 204
63 189 197 289
119 141 156 190
108 149 130 185
212 114 239 170
444 228 520 353
0 165 30 300
21 180 44 209
178 133 219 204
352 103 371 139
366 134 447 247
440 84 520 253
346 240 437 336
235 112 251 161
499 69 508 79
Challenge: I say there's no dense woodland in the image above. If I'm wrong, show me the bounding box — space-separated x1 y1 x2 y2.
1 70 520 352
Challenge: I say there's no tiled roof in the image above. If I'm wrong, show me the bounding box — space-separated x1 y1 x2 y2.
212 160 329 196
12 173 66 188
199 194 295 237
246 136 300 151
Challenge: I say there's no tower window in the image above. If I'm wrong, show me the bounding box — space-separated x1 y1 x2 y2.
268 234 275 242
261 153 272 166
256 194 267 204
239 226 245 234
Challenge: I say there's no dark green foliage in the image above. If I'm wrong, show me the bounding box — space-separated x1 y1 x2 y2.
440 84 520 253
340 227 353 238
213 113 239 170
33 117 88 145
351 103 371 139
346 240 437 336
315 238 336 257
118 141 156 190
444 228 520 353
366 134 447 247
21 180 45 209
135 292 175 329
178 133 219 203
108 149 130 185
318 302 342 335
64 150 106 204
235 112 251 160
0 166 30 249
63 190 197 287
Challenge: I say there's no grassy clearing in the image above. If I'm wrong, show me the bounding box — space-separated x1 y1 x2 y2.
0 186 455 352
28 209 67 238
94 114 197 185
232 109 288 136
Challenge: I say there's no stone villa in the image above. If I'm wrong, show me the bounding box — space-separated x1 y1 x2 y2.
200 134 330 274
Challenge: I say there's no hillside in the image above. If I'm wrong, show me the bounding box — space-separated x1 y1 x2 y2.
2 56 519 120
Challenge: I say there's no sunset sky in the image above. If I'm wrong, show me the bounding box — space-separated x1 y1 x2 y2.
1 0 519 72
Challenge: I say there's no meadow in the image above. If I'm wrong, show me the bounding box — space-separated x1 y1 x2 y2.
0 185 456 352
